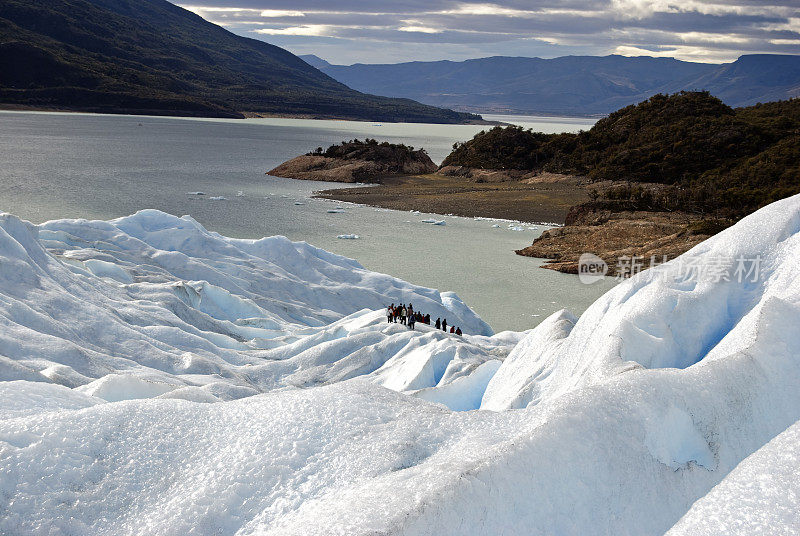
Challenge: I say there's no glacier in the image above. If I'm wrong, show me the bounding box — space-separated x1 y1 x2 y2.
1 196 800 535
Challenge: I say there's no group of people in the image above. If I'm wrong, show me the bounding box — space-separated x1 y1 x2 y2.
386 303 463 336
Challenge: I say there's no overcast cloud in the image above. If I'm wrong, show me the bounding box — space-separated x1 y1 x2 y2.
176 1 800 64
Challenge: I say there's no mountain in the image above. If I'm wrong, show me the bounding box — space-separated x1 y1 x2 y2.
300 54 333 70
0 0 479 123
662 54 800 108
315 54 800 116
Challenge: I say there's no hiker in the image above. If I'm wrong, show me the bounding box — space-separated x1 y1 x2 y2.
450 326 455 333
387 304 394 324
408 313 416 330
400 305 407 325
455 327 462 336
435 318 441 330
424 314 430 325
442 318 447 332
408 303 414 318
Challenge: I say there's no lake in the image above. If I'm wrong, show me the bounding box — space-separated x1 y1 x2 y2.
0 110 615 332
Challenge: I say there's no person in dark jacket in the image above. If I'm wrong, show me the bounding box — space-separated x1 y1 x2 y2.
387 304 394 324
455 327 462 336
442 318 447 332
435 318 441 330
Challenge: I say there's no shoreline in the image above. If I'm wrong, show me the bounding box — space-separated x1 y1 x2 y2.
0 104 501 125
310 174 713 277
313 173 589 225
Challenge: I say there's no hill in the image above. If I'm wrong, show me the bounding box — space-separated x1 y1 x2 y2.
267 139 438 182
314 54 800 116
0 0 480 122
443 92 800 218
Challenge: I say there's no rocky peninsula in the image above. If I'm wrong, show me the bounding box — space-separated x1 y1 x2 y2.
267 139 437 183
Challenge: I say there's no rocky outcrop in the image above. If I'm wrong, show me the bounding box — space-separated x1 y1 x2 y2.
436 165 533 183
516 208 722 275
268 140 437 183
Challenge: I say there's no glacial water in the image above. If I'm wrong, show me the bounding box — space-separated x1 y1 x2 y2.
0 110 613 332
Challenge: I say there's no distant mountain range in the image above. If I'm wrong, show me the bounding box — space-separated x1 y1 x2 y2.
0 0 479 123
302 54 800 116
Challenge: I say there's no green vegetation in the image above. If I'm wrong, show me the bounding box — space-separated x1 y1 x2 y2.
0 0 479 123
443 92 800 217
308 139 434 172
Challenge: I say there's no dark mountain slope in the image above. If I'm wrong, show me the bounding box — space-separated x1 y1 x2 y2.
0 0 479 122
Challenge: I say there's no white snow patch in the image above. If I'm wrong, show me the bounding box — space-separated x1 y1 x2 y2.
645 405 716 470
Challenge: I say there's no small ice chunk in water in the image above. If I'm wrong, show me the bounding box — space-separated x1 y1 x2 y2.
236 191 244 197
294 202 306 205
337 234 360 239
421 219 446 225
186 192 205 196
209 196 227 201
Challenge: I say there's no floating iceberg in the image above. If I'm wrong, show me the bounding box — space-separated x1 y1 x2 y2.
421 218 446 225
2 195 800 535
209 195 227 200
337 234 360 240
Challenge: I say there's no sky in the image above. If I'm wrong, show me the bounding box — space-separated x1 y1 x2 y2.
177 1 800 65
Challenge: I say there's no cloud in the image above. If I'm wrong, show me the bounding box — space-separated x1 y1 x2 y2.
176 1 800 64
398 25 442 33
260 9 305 17
254 24 333 36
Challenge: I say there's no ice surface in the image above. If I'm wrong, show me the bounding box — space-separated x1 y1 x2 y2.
3 195 800 535
667 419 800 535
0 209 494 400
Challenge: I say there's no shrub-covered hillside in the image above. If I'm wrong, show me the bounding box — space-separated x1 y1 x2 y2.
443 92 800 217
307 139 436 174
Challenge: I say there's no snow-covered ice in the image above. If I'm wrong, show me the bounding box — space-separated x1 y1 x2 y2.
3 194 800 535
667 419 800 535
